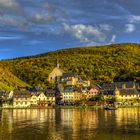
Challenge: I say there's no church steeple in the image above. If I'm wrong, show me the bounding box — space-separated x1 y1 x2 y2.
57 59 60 68
114 86 120 96
48 59 64 82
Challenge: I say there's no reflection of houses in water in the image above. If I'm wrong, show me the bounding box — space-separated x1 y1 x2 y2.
60 109 99 131
0 110 2 121
115 108 140 126
0 109 56 131
1 110 13 134
103 109 116 123
12 109 55 125
59 109 99 140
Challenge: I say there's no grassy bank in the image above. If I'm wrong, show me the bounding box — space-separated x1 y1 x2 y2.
1 105 140 110
0 106 102 109
55 105 102 109
118 106 140 108
0 107 55 109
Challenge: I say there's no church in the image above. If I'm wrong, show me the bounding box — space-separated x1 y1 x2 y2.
48 60 65 83
48 60 90 87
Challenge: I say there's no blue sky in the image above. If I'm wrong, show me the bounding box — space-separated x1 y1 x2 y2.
0 0 140 59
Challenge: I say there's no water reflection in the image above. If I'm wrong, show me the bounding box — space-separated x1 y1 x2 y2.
0 110 2 121
115 108 140 124
115 108 140 134
0 108 140 140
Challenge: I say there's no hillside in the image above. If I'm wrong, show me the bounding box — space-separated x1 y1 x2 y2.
0 43 140 88
0 64 30 91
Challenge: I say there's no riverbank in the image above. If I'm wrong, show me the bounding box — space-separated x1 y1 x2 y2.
56 105 102 109
1 105 140 110
0 106 102 110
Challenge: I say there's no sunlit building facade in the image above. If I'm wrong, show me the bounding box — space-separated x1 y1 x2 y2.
13 90 31 108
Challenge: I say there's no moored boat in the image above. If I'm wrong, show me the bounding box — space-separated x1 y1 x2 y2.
104 105 117 110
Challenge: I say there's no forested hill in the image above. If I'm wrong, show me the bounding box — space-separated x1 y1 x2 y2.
0 43 140 88
0 64 30 91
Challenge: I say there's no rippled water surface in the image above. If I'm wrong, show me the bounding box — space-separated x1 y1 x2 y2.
0 108 140 140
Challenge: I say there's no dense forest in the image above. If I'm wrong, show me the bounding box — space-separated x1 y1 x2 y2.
0 43 140 88
0 64 30 90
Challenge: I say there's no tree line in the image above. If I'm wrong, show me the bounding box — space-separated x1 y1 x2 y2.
0 43 140 88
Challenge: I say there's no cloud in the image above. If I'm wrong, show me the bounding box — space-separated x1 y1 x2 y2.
110 35 116 43
0 15 27 29
129 15 140 23
30 13 56 24
0 36 22 40
99 24 112 31
0 0 67 31
125 24 135 33
0 0 27 30
0 0 18 8
0 0 24 15
63 23 106 43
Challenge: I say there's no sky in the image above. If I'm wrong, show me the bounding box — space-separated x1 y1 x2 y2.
0 0 140 59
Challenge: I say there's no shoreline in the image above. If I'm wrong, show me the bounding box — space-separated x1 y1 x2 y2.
1 105 140 110
0 106 102 109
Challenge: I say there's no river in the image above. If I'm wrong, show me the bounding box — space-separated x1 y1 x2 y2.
0 108 140 140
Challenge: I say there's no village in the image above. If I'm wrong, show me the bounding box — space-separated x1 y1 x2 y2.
0 62 140 108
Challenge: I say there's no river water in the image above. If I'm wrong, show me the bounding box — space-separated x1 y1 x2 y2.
0 108 140 140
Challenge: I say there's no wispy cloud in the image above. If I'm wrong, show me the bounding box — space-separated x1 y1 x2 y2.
110 35 116 43
0 0 18 8
125 24 135 33
129 15 140 23
0 0 24 16
0 36 22 40
0 0 66 30
99 24 112 31
63 23 106 44
0 15 27 29
30 13 56 24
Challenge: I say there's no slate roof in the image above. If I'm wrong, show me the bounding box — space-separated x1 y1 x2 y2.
98 81 140 90
63 86 82 92
119 89 140 95
45 89 55 97
62 73 77 78
50 67 65 74
61 73 88 82
100 89 114 95
14 90 31 98
99 82 140 96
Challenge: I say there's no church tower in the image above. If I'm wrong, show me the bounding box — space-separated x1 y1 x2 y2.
48 59 65 83
57 59 60 68
114 87 120 97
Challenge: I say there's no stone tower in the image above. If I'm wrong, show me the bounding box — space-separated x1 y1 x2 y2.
48 59 64 82
114 87 120 97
